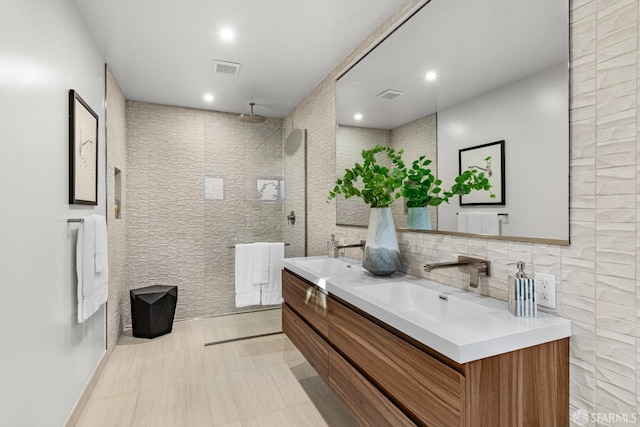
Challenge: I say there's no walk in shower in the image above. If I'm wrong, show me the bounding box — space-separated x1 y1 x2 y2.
125 102 306 336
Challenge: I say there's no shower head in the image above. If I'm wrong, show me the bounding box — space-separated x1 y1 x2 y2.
238 102 266 124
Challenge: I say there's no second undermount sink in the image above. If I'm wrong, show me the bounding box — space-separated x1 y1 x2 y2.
292 257 365 278
351 281 496 324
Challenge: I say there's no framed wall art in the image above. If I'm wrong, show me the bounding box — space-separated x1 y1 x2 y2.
69 89 98 205
459 140 505 205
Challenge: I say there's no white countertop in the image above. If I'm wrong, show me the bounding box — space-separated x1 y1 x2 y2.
281 255 365 291
282 256 571 364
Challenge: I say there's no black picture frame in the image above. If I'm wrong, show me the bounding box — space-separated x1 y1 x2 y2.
69 89 98 205
459 140 505 206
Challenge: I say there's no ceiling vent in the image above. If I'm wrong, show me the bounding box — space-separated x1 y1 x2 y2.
376 89 404 100
213 60 241 76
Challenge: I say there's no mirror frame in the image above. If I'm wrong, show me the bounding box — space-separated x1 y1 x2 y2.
334 0 570 246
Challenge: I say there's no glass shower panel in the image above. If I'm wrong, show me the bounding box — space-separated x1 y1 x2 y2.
202 120 306 319
283 128 306 259
239 125 284 244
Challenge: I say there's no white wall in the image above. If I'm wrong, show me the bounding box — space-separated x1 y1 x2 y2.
0 0 106 425
437 64 569 240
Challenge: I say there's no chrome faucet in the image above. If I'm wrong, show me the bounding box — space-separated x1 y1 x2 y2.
424 256 490 288
328 234 366 258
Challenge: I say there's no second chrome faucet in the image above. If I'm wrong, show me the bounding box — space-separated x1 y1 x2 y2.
424 255 490 288
328 234 365 258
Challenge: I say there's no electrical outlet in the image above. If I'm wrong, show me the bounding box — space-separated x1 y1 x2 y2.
534 272 556 309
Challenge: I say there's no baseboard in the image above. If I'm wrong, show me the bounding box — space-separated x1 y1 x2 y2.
64 351 108 427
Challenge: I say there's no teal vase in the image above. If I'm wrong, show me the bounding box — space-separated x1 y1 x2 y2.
406 207 432 230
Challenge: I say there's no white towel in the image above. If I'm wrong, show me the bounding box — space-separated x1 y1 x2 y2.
235 243 260 307
262 242 284 305
253 242 270 285
77 214 109 323
481 212 500 235
457 212 469 233
467 212 483 234
94 216 108 273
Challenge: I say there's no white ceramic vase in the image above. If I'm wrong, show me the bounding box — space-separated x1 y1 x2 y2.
363 207 401 276
406 206 432 230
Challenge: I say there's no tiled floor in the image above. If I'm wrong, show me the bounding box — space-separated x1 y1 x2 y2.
75 311 357 427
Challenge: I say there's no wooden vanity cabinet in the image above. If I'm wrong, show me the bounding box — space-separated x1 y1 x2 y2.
282 270 413 426
282 269 569 427
329 296 465 426
282 269 328 337
282 270 330 382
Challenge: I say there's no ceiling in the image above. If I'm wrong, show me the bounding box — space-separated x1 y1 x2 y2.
71 0 406 118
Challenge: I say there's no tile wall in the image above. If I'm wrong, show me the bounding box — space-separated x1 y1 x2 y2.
285 0 640 423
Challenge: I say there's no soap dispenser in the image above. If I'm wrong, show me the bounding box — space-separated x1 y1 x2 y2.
508 261 537 317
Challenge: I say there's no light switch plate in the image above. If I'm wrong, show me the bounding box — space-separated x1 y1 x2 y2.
534 272 556 309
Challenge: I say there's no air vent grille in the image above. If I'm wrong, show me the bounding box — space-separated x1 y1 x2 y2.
213 60 241 76
376 89 404 100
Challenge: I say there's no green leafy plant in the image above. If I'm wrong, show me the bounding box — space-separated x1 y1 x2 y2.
328 145 406 208
402 155 495 207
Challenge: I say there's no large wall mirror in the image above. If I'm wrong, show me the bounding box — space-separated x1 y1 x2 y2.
335 0 569 244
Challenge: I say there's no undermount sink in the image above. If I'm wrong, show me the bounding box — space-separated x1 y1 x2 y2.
292 257 365 278
352 281 496 324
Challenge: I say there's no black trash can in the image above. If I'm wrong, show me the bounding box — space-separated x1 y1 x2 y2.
130 285 178 339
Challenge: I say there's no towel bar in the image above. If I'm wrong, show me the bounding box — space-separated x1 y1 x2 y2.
456 213 508 216
227 243 291 248
67 218 84 223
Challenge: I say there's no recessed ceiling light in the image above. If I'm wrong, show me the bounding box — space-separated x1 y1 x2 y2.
354 113 363 121
204 93 214 102
425 71 437 81
220 27 235 42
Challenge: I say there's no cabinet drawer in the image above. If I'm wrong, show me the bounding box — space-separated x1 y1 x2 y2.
329 347 416 427
282 303 329 382
282 270 328 337
329 297 465 427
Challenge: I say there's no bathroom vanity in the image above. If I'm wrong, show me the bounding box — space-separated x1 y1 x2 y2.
281 257 571 427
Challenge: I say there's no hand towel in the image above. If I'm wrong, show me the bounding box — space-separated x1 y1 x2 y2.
262 242 285 305
77 214 109 323
252 242 270 285
457 212 469 233
235 243 260 307
467 212 483 234
481 212 500 235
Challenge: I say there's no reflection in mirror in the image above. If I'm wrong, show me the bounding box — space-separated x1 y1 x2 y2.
335 0 568 243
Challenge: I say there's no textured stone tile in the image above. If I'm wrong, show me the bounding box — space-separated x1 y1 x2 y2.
596 260 635 279
595 110 636 141
595 194 636 209
562 294 596 325
596 326 636 366
596 233 635 251
596 81 637 106
571 13 597 59
596 381 638 416
571 0 596 24
571 321 597 364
